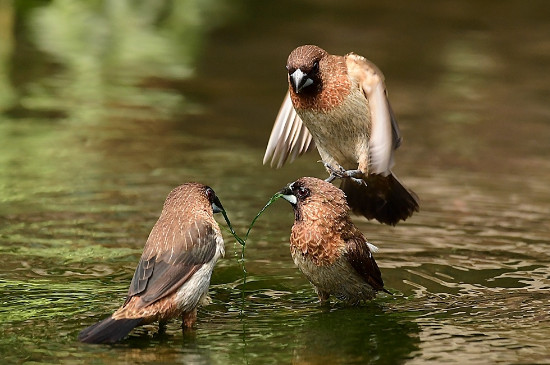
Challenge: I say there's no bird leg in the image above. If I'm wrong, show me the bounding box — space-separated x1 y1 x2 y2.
158 320 168 335
181 309 197 332
316 289 331 305
323 163 367 186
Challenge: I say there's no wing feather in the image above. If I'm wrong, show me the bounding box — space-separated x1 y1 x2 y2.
344 232 384 291
387 99 402 149
346 54 394 175
263 91 314 168
125 220 218 308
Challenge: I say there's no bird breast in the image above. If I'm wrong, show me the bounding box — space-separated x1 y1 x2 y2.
289 221 345 266
297 83 371 170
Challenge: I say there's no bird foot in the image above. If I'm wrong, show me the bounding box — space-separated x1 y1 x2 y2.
158 321 168 335
181 309 197 331
323 163 366 186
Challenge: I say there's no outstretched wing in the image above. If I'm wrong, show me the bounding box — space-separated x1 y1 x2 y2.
346 53 399 175
125 220 219 309
388 100 402 150
263 91 315 168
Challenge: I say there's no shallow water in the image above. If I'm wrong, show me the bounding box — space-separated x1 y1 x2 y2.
1 1 549 364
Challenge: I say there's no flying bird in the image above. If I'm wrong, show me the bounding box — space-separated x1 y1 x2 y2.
79 183 226 344
279 177 389 304
264 45 419 225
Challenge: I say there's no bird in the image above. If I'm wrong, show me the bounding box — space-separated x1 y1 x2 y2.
78 183 226 344
279 176 388 304
264 45 419 226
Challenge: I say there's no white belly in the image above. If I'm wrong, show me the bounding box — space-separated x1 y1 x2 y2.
174 236 225 311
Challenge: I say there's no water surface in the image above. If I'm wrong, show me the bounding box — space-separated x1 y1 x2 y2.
1 1 549 364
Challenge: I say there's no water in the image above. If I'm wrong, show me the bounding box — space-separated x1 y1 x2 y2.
1 1 549 364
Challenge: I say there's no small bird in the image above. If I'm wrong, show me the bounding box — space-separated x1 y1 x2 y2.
279 177 388 304
264 45 419 226
78 183 226 344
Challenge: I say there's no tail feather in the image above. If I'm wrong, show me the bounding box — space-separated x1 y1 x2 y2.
78 316 143 344
340 173 419 226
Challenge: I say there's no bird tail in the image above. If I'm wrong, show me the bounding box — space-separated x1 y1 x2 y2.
340 172 419 226
78 316 143 344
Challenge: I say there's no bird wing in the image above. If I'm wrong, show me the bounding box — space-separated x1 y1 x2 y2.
344 230 385 291
263 91 315 168
388 100 402 149
346 53 396 175
125 220 219 309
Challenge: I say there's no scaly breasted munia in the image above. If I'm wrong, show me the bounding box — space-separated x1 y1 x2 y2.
264 45 419 226
280 177 387 304
79 183 226 344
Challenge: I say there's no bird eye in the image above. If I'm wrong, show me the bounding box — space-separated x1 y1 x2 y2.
295 186 310 200
205 187 215 202
312 61 319 73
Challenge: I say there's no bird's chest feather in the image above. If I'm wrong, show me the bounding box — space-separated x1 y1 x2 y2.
289 221 345 267
294 84 371 167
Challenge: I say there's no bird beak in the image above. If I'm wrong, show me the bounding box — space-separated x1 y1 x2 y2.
211 196 224 214
289 69 313 94
212 197 245 246
279 185 297 205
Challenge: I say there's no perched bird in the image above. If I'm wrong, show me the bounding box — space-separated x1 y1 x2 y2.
79 183 226 344
279 177 388 304
264 45 419 225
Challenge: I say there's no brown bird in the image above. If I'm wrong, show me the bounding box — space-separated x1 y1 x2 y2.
78 183 226 344
279 177 388 304
264 45 419 225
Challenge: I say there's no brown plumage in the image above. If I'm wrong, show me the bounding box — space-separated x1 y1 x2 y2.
78 183 226 344
280 177 387 304
264 45 419 225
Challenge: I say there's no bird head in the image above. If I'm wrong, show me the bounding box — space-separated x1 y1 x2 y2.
279 177 348 222
280 180 311 207
205 186 224 214
286 45 327 94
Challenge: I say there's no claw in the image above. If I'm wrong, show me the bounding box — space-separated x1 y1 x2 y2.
324 163 341 182
343 169 363 179
344 169 367 186
351 177 367 186
324 163 344 177
322 163 367 186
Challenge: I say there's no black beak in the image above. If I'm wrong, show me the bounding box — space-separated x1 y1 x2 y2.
211 196 224 214
212 197 245 246
279 185 292 196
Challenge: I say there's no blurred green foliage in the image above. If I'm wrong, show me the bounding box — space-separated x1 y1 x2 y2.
1 0 235 122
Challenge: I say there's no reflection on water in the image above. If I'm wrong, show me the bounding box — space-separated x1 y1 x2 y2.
288 307 420 364
6 0 234 122
0 0 14 110
1 0 550 364
409 291 550 364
